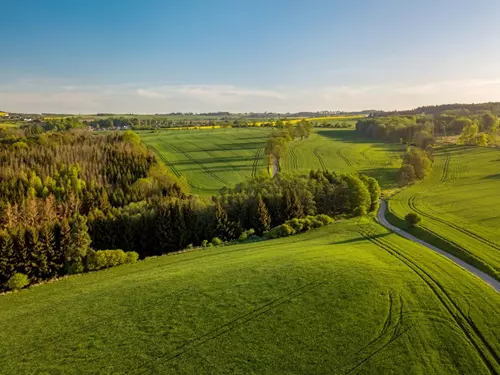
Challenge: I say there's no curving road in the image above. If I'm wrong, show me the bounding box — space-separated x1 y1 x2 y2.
377 200 500 293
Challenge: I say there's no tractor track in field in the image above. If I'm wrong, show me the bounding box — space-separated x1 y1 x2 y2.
134 280 326 373
408 196 500 253
251 148 262 178
147 144 182 178
147 144 213 192
288 145 300 170
183 139 247 180
337 147 353 167
359 227 500 374
342 292 411 375
439 153 451 183
405 150 500 257
313 147 327 171
360 148 375 165
168 143 229 186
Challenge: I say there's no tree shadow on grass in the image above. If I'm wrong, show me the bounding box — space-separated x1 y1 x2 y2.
315 129 404 154
482 173 500 180
359 167 398 190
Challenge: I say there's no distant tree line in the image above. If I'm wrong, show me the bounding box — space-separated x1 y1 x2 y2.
356 112 499 147
355 116 434 147
373 102 500 117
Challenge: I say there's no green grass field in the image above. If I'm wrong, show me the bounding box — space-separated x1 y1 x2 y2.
139 128 271 194
140 128 404 195
282 129 403 189
1 219 499 374
0 122 21 129
388 145 500 280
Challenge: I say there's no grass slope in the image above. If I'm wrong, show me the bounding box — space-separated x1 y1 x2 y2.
1 220 499 374
140 128 404 195
388 145 500 279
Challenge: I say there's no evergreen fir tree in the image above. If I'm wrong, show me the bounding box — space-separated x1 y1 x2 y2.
57 219 72 267
26 226 47 282
155 201 172 252
283 188 304 220
40 225 57 277
13 228 29 276
170 202 186 249
0 230 15 287
213 199 234 240
68 215 91 265
252 194 271 235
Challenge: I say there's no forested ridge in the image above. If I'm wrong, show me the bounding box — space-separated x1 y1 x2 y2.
0 128 380 291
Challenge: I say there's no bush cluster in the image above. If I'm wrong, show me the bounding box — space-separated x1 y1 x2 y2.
405 213 422 228
266 214 334 239
86 249 139 271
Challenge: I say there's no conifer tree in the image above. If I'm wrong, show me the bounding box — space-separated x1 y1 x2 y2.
283 188 304 220
57 219 71 265
252 194 271 235
66 215 91 273
40 225 57 277
213 199 233 240
170 202 186 249
155 201 172 252
0 230 15 287
26 226 47 281
13 228 29 276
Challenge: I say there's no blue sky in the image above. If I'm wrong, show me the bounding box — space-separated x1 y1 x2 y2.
2 0 500 113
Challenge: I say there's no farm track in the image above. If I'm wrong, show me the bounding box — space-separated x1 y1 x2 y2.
135 280 326 373
359 228 500 374
251 148 262 178
313 147 327 171
168 143 229 186
336 147 353 167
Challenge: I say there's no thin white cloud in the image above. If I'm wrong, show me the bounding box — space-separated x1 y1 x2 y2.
136 88 167 99
137 85 285 101
2 78 500 113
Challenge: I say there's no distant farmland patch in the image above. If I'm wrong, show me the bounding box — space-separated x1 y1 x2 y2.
139 128 404 195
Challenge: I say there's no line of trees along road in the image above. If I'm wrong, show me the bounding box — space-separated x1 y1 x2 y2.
0 128 380 291
264 120 314 174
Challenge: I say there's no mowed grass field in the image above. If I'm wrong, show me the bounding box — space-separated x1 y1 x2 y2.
1 219 499 374
140 128 404 195
388 145 500 280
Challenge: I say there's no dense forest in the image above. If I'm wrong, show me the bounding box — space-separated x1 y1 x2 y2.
0 129 380 291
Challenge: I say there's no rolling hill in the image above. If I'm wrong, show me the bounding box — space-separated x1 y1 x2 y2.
1 219 499 374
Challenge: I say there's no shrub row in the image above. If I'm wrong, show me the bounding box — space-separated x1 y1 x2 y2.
266 214 334 239
85 249 139 271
